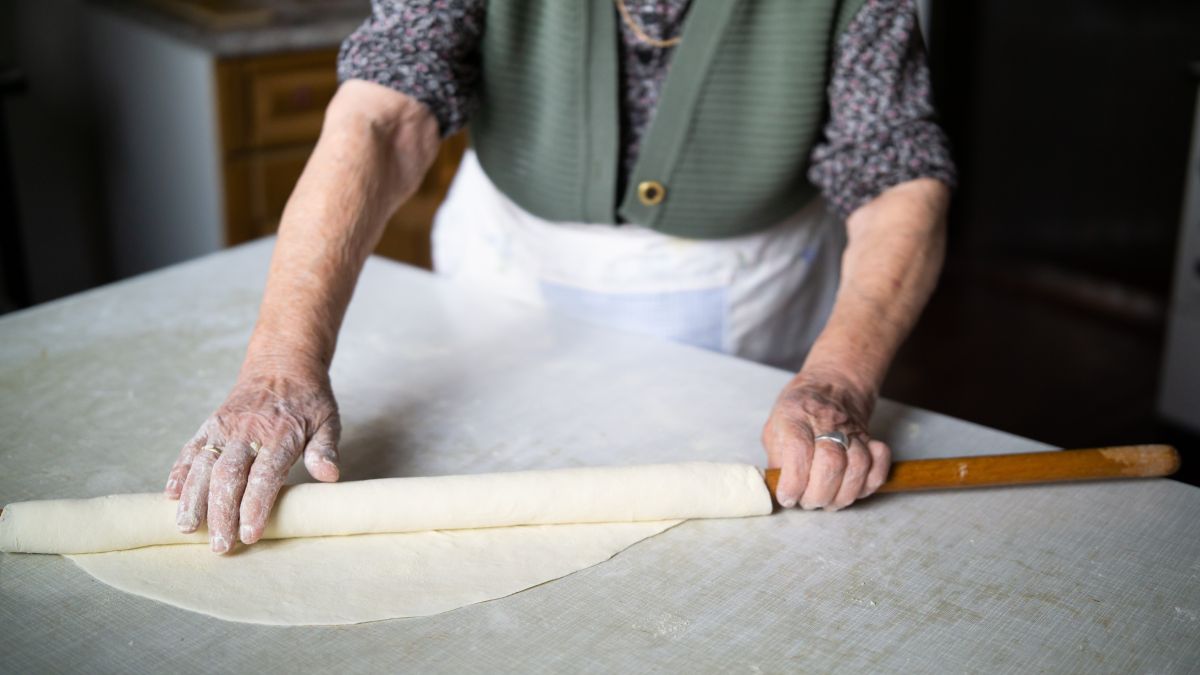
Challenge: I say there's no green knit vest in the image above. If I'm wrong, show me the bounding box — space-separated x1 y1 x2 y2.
471 0 867 239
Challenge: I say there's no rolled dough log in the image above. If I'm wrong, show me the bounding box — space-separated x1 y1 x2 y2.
0 462 771 554
1 463 772 625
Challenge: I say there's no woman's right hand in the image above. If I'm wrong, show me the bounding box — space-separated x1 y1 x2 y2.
164 364 341 554
160 81 438 554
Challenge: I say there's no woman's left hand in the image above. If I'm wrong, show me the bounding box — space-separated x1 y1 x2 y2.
760 178 948 510
762 367 891 510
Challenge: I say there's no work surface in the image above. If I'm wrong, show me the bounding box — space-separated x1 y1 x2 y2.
1 239 1197 673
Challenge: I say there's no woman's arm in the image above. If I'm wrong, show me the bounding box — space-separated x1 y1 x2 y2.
763 0 955 510
764 178 948 509
815 178 948 397
165 80 440 553
247 80 439 373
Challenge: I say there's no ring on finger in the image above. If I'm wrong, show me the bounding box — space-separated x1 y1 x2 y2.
249 441 261 456
813 431 849 450
203 444 222 458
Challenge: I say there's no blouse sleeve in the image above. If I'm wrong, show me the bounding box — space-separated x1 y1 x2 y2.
337 0 486 137
807 0 957 220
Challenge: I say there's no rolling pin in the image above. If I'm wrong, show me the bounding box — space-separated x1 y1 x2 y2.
764 444 1180 497
1 446 1178 524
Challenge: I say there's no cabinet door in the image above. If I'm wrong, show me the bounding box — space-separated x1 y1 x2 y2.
217 50 466 268
226 134 468 267
249 145 310 236
246 66 339 148
376 132 468 269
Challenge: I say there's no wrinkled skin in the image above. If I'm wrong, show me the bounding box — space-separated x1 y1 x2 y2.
761 178 948 510
165 370 341 552
161 81 440 554
161 78 947 553
762 367 890 511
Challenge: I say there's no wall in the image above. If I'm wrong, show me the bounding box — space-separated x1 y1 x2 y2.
88 9 224 278
2 0 109 306
931 0 1200 294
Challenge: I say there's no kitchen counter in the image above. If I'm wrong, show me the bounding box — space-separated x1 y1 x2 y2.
2 239 1198 672
91 0 367 57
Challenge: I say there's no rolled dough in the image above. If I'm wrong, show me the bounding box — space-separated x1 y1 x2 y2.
1 462 771 625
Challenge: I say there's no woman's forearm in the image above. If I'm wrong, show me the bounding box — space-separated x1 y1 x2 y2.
243 81 440 375
802 178 950 393
169 82 439 550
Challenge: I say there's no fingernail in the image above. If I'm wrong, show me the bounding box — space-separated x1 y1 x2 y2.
240 525 254 543
211 535 230 554
177 514 198 532
165 479 179 492
800 502 818 511
779 497 797 508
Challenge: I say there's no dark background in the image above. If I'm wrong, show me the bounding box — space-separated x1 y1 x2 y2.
884 0 1200 485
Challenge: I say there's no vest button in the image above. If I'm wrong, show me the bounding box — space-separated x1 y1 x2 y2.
637 180 666 206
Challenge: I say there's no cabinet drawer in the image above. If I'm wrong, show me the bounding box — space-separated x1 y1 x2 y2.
247 66 339 147
216 50 339 152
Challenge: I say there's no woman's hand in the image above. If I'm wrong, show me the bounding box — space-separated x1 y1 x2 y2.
761 179 948 510
164 365 341 553
159 83 439 554
762 367 890 510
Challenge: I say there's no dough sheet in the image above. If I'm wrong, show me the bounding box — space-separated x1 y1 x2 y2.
69 521 682 624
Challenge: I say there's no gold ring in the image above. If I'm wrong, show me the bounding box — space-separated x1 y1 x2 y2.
203 444 222 457
249 441 261 457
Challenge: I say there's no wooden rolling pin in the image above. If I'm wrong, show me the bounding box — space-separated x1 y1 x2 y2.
764 444 1180 497
2 446 1175 520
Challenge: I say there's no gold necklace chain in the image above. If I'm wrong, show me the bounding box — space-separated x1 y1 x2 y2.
614 0 682 49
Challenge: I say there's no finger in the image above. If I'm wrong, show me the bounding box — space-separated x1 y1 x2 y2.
176 443 219 532
206 440 255 554
861 439 892 498
165 431 207 498
239 436 300 545
800 437 848 510
830 437 871 510
772 425 814 509
303 418 341 483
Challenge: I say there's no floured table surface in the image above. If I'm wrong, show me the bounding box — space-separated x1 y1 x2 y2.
2 239 1197 673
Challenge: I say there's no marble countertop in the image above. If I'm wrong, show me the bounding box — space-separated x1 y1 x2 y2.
2 239 1198 672
91 0 368 57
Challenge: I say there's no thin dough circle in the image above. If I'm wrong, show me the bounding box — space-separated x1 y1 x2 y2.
68 521 679 624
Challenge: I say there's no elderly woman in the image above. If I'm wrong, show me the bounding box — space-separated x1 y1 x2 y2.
165 0 955 554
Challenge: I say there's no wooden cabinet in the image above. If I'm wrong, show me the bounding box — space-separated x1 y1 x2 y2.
88 7 464 277
214 49 466 268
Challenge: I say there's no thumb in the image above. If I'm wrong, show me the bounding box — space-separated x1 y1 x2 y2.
303 417 341 482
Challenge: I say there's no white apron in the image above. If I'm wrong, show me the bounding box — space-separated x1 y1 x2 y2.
431 151 846 371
